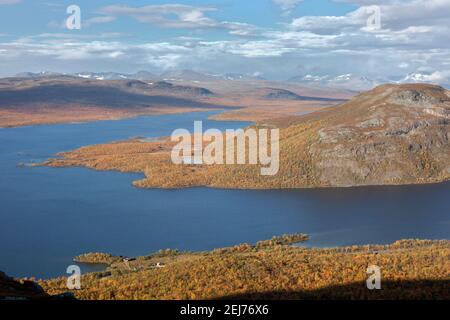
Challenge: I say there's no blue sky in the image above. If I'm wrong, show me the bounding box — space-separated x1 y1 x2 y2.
0 0 449 85
0 0 356 40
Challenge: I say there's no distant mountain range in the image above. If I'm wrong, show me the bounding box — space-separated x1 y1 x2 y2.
73 71 157 81
289 74 379 91
12 70 449 91
288 73 450 91
14 70 266 83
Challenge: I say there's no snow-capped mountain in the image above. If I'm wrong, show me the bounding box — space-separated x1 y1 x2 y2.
159 69 222 82
14 69 266 82
74 71 155 81
15 71 67 78
15 71 157 81
222 73 266 81
290 71 450 90
160 70 265 82
14 70 448 89
289 73 381 91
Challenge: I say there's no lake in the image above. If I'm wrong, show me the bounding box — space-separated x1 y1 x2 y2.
0 111 449 279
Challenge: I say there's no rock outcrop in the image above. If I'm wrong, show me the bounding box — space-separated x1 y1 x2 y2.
308 84 450 186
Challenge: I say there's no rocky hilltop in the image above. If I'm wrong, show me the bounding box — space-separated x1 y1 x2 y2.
308 84 450 186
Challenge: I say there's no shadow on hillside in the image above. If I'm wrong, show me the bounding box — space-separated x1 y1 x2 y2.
0 271 77 301
0 84 227 110
0 271 49 300
217 279 450 300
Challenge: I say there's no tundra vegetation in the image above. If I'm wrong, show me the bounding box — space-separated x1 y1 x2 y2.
74 253 123 265
0 76 341 128
43 84 450 189
34 237 450 300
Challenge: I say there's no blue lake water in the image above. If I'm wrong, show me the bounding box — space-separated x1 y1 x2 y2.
0 111 449 279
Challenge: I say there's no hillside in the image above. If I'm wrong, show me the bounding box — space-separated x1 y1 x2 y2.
304 83 450 187
148 81 214 97
261 87 344 102
0 76 223 127
34 239 450 300
0 271 49 300
44 84 450 189
0 75 347 128
2 238 448 300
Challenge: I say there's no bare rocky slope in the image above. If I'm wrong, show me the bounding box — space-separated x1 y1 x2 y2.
306 83 450 187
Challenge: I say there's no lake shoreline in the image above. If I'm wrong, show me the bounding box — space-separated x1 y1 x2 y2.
42 134 450 190
34 238 450 300
2 110 449 280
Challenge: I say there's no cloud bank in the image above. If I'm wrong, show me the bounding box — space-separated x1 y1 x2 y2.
0 0 448 86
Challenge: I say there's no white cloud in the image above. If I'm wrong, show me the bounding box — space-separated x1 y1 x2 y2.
83 16 117 28
273 0 304 14
96 4 259 36
0 0 449 85
222 22 259 36
402 70 450 84
99 4 218 29
290 15 352 31
335 0 450 31
223 40 295 57
146 54 184 70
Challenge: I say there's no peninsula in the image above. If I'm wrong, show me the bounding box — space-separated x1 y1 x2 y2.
43 84 450 189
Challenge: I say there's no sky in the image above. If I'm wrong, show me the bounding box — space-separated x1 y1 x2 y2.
0 0 449 84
